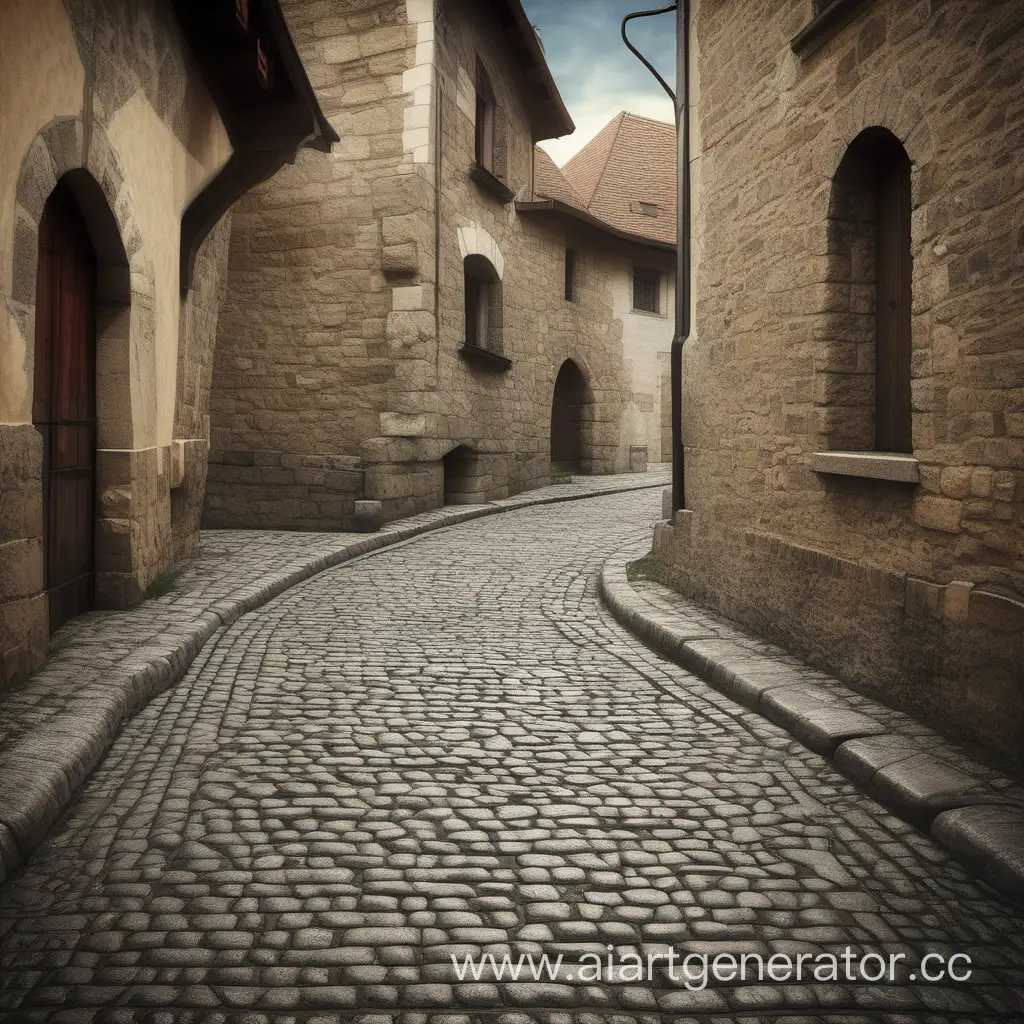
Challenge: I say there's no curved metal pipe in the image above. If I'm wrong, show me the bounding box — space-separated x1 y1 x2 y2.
620 5 678 104
621 1 690 512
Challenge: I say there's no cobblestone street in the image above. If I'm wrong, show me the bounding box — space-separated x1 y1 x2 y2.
1 489 1023 1022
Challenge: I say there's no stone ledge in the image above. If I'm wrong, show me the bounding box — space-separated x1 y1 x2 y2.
458 343 512 373
0 474 668 883
790 0 875 59
810 450 921 483
598 547 1024 901
468 162 516 204
932 805 1024 901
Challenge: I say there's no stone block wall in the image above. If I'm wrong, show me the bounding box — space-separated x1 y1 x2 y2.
655 0 1024 761
207 0 647 530
172 219 233 562
0 425 46 682
206 0 424 529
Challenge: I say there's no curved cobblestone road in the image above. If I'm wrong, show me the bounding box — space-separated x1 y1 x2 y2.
1 489 1023 1023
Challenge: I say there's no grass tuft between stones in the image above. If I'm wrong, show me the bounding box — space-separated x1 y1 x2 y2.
145 568 182 600
626 555 667 584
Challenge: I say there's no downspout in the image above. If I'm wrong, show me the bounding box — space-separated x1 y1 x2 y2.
622 2 690 512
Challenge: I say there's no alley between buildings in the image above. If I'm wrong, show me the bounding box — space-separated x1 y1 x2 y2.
1 489 1022 1021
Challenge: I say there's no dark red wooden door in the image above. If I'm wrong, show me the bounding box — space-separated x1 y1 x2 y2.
33 181 97 631
551 361 584 471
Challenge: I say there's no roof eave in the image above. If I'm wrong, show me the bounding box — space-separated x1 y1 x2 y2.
261 0 339 150
517 198 676 252
499 0 574 141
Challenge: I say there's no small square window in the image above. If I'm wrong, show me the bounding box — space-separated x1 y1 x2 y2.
632 267 661 314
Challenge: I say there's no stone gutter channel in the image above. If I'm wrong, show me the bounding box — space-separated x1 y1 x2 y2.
599 544 1024 903
0 474 669 884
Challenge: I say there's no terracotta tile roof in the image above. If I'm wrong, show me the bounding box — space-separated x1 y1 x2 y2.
560 112 677 246
533 147 587 209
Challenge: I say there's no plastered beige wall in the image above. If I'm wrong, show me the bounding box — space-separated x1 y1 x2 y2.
0 0 84 422
613 260 675 459
0 0 232 448
105 92 231 448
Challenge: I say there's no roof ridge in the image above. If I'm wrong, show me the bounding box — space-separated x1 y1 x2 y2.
621 111 675 130
586 112 630 215
563 111 627 210
533 145 587 209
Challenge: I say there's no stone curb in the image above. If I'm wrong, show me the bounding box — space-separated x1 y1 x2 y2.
599 544 1024 903
0 478 667 883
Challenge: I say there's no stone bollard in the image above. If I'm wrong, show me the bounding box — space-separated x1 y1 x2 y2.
629 445 648 473
662 487 673 521
353 500 383 533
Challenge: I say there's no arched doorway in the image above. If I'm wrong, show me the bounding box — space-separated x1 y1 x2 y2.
550 359 586 473
33 181 98 631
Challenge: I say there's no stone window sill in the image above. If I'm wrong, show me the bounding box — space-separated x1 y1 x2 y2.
459 343 512 372
469 162 516 204
791 0 875 59
810 450 920 483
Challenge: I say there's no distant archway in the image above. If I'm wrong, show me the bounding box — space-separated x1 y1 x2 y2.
550 359 587 473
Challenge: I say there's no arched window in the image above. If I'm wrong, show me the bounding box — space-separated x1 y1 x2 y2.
828 127 913 453
463 254 503 354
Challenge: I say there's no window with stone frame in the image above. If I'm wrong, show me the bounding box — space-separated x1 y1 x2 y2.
464 254 503 353
820 127 912 453
632 266 661 314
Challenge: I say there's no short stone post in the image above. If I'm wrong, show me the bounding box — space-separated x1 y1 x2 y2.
353 500 382 533
662 487 673 521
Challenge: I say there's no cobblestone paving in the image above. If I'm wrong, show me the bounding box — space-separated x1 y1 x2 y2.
1 490 1023 1023
0 468 669 754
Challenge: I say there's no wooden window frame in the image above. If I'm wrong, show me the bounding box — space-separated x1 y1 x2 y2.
874 143 913 453
463 254 502 355
465 274 490 350
475 60 496 172
632 266 661 315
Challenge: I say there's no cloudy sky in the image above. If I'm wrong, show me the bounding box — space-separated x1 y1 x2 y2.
520 0 676 166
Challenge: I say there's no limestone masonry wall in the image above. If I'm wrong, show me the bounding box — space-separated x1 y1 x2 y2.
655 0 1024 762
207 0 647 530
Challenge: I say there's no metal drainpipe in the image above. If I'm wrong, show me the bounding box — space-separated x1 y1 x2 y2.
622 1 690 512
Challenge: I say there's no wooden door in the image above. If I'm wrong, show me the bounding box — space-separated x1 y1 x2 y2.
551 361 584 471
875 149 912 453
33 181 97 631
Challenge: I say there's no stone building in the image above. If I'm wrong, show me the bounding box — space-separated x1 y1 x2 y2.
0 0 332 685
205 0 677 530
653 0 1024 761
532 113 678 464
